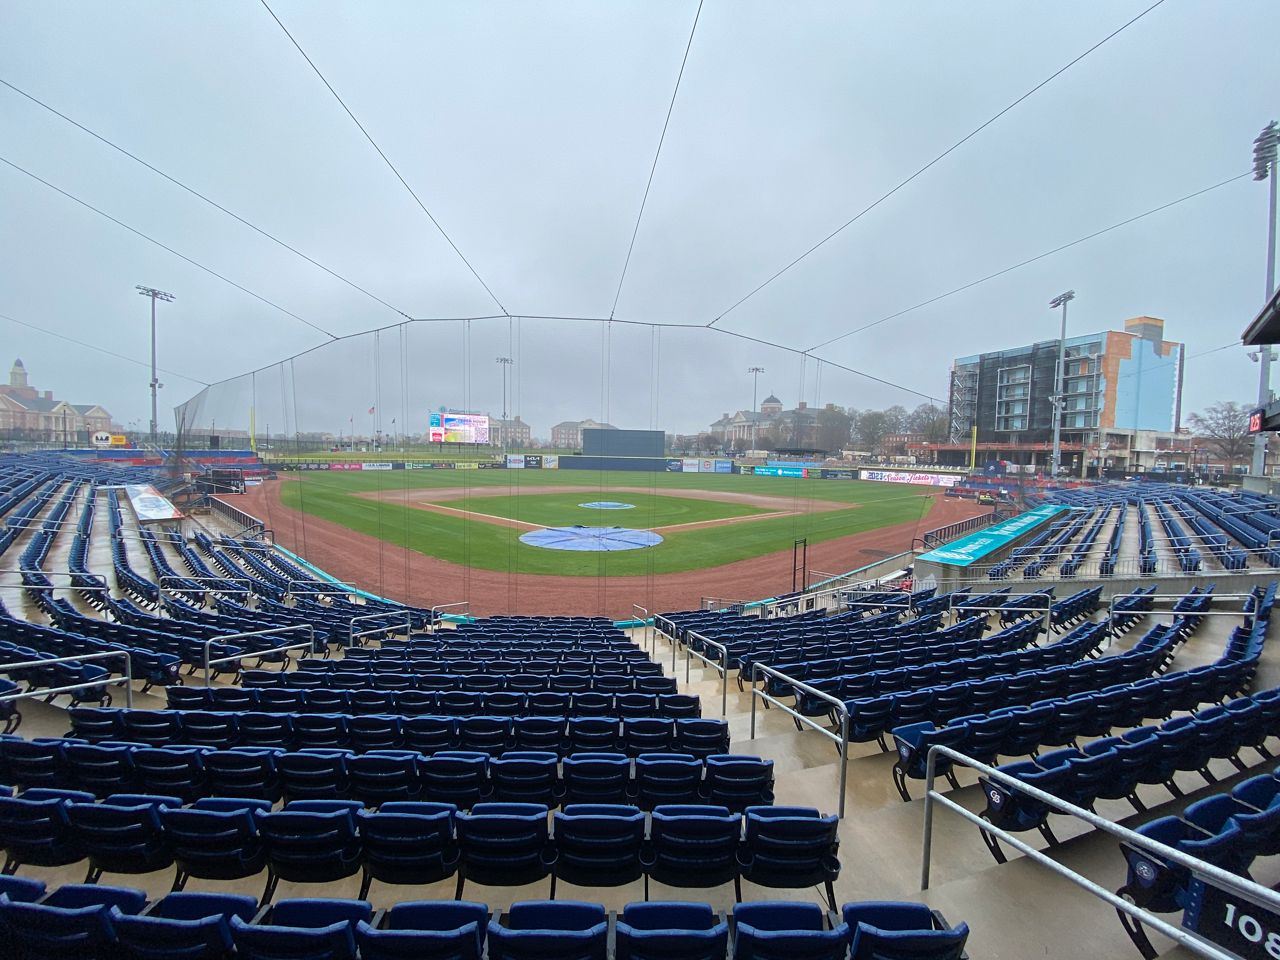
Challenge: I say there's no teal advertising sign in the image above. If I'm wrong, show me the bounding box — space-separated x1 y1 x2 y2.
916 503 1076 567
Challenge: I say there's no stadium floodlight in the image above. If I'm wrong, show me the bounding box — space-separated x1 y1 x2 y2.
1048 290 1075 478
1252 121 1279 477
495 356 514 439
748 366 765 450
136 285 175 447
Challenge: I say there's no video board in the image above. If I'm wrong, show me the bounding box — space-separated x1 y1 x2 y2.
428 412 490 444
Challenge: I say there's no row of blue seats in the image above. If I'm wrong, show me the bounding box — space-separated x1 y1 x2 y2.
791 619 1096 711
238 671 679 696
0 611 181 690
892 665 1271 801
1 740 770 810
292 656 665 677
729 614 989 683
1115 765 1280 959
68 708 733 756
0 790 837 909
836 620 1186 748
0 877 967 960
172 685 702 718
979 692 1279 861
341 644 654 662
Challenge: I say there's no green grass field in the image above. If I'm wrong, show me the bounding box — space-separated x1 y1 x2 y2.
435 491 765 527
278 470 937 576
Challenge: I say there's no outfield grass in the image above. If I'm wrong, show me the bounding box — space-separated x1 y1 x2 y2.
434 491 765 527
278 470 936 576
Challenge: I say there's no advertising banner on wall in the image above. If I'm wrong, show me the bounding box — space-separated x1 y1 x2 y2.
666 459 683 472
524 455 543 469
754 466 807 477
361 462 393 471
124 484 184 522
859 469 962 487
820 469 857 480
682 458 701 473
331 462 363 471
714 459 733 473
543 455 559 469
506 454 526 469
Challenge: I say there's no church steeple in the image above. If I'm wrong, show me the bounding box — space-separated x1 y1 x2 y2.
9 359 27 389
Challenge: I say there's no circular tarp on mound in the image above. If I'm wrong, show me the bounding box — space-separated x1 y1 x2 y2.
578 501 636 510
520 526 662 551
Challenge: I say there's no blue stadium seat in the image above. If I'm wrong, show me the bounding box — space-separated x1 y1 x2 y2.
357 802 459 900
347 750 421 805
634 753 704 809
737 807 841 911
562 753 631 806
703 756 774 813
615 901 728 960
731 901 848 960
259 800 364 903
112 890 259 960
162 797 272 892
455 803 555 899
230 898 372 960
0 787 94 872
0 882 147 959
644 805 740 900
487 900 608 960
421 751 490 809
356 900 488 960
843 901 969 960
490 752 563 806
66 792 181 883
551 804 646 897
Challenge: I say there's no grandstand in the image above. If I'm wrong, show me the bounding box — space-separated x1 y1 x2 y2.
1 451 1279 958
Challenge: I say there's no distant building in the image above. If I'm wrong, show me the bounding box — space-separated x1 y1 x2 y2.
945 316 1184 470
0 359 115 443
550 418 616 449
491 416 532 448
709 394 824 449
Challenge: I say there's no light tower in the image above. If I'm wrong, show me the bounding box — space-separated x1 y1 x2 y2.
748 366 765 450
135 285 175 446
1252 121 1278 476
1048 290 1075 477
496 356 514 447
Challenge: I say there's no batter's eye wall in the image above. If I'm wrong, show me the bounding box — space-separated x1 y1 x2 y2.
583 428 665 458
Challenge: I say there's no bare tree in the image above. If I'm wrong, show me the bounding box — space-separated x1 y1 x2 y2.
1188 401 1252 462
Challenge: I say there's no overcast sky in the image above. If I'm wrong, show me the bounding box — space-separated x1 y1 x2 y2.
2 1 1278 439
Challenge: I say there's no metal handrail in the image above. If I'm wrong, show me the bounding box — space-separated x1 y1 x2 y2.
652 615 680 673
748 660 849 818
920 743 1277 959
286 578 354 596
0 650 133 708
631 604 650 651
430 601 471 625
348 610 413 648
201 624 315 684
684 629 729 716
158 574 252 600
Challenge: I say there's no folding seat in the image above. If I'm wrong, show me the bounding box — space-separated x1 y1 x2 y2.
567 717 619 754
526 691 569 714
0 874 46 902
562 753 631 806
549 675 591 695
307 689 351 714
993 702 1055 758
62 741 137 797
455 803 556 898
276 748 351 802
615 901 729 960
113 890 259 960
230 897 372 960
400 714 455 753
483 691 526 717
845 900 970 958
294 714 351 750
633 753 704 809
614 693 656 719
165 686 212 711
208 687 257 712
571 692 613 718
666 747 756 811
68 706 125 742
349 715 404 753
487 751 562 806
240 669 280 689
731 901 849 960
133 746 211 803
122 710 184 748
0 787 95 873
0 883 148 960
521 662 555 678
644 804 740 899
396 690 438 716
636 676 678 694
506 716 559 753
258 688 307 714
657 694 702 720
508 675 550 695
738 806 842 910
179 711 240 749
231 711 292 750
487 900 608 960
350 690 397 716
463 675 504 694
450 715 510 756
954 712 1014 767
258 800 366 902
622 718 675 757
421 751 491 809
592 675 635 696
288 672 325 690
434 690 483 717
356 900 488 960
66 792 181 883
357 802 459 900
675 719 731 759
417 674 460 692
978 753 1076 855
348 750 423 806
550 804 646 897
162 797 272 892
0 736 69 788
